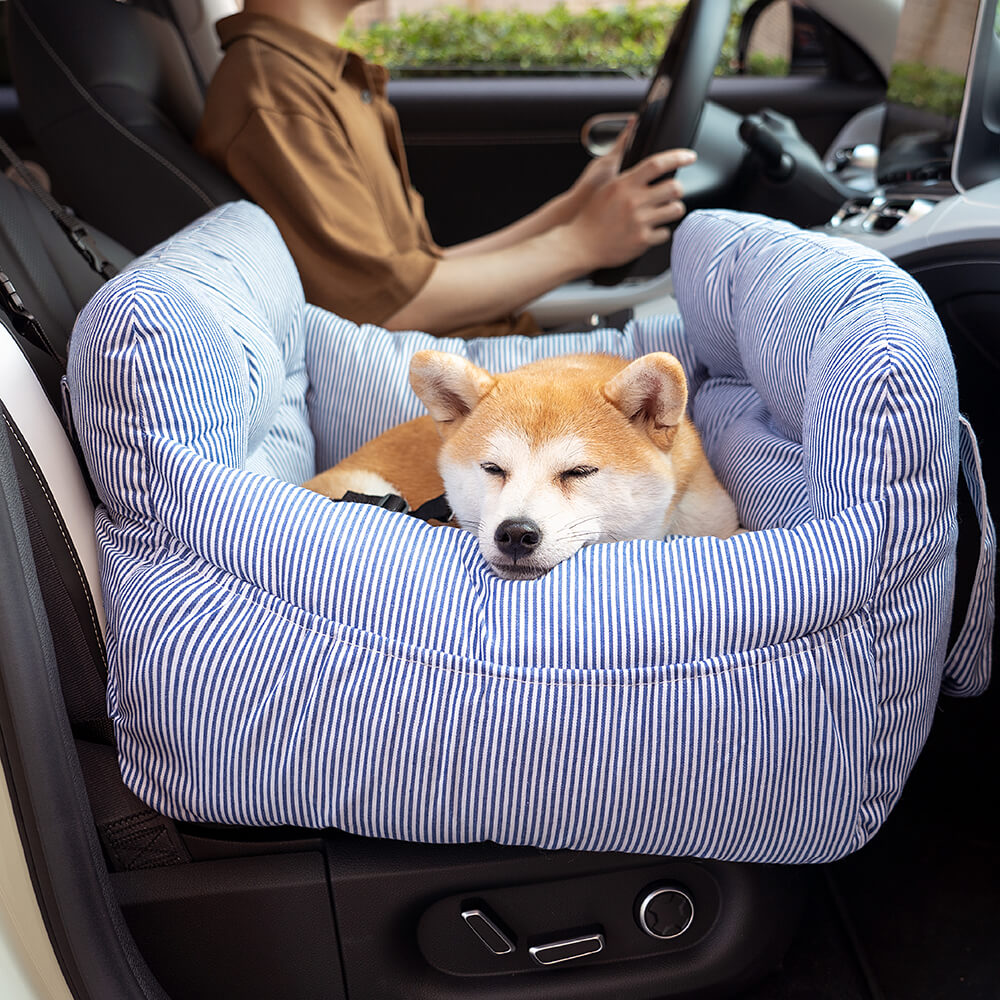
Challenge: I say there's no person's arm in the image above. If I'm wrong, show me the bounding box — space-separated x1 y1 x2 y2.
384 146 693 334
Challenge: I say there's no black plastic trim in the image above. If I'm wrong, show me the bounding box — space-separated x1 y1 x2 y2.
322 833 808 999
894 239 1000 274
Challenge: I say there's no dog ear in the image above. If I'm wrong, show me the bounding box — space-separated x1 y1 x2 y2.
409 351 496 435
602 353 688 449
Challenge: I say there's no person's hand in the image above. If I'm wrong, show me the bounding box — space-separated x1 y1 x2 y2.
567 121 634 203
565 145 696 271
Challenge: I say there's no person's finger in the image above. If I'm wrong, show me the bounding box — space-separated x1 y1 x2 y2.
645 176 685 204
643 199 687 231
618 115 638 147
641 225 673 247
629 147 697 183
605 119 635 168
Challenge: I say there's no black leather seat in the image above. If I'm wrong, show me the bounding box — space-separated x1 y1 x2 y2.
8 0 241 254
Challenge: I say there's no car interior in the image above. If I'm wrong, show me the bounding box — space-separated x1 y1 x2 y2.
0 0 996 998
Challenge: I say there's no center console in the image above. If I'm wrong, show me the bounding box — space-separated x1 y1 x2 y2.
823 0 993 253
823 0 1000 571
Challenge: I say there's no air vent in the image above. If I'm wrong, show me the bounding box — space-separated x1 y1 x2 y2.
828 196 936 235
829 199 873 227
866 199 915 232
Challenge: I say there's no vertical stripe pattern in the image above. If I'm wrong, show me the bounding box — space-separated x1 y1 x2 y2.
66 202 994 862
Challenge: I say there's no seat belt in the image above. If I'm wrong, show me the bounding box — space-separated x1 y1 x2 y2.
77 741 191 871
0 133 119 280
0 268 65 365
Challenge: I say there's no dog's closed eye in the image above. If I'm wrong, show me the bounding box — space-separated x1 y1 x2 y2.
559 466 598 483
480 462 507 480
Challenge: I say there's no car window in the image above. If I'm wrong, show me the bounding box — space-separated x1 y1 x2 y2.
343 1 681 77
736 0 847 77
741 0 792 76
886 0 977 121
343 0 789 79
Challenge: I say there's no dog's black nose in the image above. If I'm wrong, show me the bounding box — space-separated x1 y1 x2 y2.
494 518 541 560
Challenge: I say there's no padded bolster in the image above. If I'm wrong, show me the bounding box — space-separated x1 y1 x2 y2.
675 212 958 530
72 203 314 497
67 202 975 861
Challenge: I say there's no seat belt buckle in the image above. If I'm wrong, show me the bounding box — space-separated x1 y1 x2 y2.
64 222 119 280
0 269 33 321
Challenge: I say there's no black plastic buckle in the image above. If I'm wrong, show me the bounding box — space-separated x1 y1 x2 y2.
63 222 119 280
0 270 64 363
0 270 33 321
339 490 410 514
336 490 453 524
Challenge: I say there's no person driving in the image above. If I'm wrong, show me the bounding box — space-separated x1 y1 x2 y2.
196 0 694 339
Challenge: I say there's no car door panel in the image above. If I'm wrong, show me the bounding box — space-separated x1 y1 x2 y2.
392 76 645 247
393 75 882 247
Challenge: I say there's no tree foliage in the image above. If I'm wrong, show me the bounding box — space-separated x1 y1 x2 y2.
343 3 708 76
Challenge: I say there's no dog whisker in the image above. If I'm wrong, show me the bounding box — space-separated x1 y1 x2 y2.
562 529 601 543
562 516 602 534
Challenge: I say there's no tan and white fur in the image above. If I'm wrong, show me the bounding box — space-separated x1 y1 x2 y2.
305 351 739 579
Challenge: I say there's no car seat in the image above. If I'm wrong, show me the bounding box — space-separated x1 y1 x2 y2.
28 194 986 997
7 0 241 254
0 166 815 998
69 197 993 855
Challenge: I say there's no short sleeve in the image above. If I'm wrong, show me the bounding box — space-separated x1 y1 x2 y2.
218 108 439 325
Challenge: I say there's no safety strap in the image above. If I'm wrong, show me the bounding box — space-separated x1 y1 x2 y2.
942 417 995 697
0 133 119 280
339 489 454 525
1 280 100 508
0 262 102 504
412 493 454 523
0 210 184 868
76 741 191 870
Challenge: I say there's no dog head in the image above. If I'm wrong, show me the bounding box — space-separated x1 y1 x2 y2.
409 351 690 579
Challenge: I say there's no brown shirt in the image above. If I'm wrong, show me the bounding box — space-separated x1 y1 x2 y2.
196 12 537 339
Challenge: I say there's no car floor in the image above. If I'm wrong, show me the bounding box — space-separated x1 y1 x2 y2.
746 682 1000 1000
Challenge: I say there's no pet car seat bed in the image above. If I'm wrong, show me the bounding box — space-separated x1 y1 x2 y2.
68 203 994 863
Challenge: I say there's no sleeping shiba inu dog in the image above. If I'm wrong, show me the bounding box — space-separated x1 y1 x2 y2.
305 351 739 578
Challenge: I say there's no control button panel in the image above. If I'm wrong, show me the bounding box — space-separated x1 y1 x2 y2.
827 193 938 235
417 861 720 977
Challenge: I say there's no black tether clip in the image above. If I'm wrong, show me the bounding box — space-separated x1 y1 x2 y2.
338 490 453 524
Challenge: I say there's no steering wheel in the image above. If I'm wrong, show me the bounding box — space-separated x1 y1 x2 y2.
591 0 731 286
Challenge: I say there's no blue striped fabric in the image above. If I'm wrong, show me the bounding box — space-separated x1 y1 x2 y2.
942 417 995 696
67 201 994 862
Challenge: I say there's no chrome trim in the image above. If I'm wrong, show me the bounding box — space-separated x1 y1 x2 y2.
580 112 633 157
637 886 695 940
460 908 515 956
529 932 605 966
